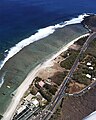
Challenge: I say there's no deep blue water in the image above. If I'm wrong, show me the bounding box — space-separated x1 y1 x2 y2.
0 0 96 58
0 0 96 116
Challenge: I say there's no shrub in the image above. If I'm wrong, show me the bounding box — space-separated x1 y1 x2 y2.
39 88 52 102
74 36 88 46
50 71 68 86
44 83 57 95
73 72 91 86
60 51 79 69
30 86 38 95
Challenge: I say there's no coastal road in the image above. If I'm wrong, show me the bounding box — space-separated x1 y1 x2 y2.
29 32 96 120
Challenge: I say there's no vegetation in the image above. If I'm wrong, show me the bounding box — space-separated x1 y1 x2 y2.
74 36 88 46
86 39 96 57
30 85 38 95
35 82 41 89
72 70 91 86
50 71 68 86
50 98 66 120
44 83 58 95
50 106 61 120
60 50 70 58
60 50 79 70
39 88 52 102
72 54 96 86
78 64 92 74
60 37 96 86
34 77 42 82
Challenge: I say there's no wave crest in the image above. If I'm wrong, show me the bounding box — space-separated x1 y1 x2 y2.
0 13 89 70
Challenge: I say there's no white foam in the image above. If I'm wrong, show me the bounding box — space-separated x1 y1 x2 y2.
65 14 89 25
1 33 90 120
83 111 96 120
0 13 89 70
0 72 6 87
5 50 8 53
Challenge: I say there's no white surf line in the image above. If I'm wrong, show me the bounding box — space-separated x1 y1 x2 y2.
0 72 6 88
1 33 89 120
0 13 89 71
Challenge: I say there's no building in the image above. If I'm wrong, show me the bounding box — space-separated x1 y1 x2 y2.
24 93 34 101
87 62 91 66
38 80 45 87
31 99 39 107
36 92 43 100
17 105 26 114
86 74 91 79
89 66 93 70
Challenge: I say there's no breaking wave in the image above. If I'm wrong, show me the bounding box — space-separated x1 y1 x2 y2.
0 13 89 70
0 72 6 87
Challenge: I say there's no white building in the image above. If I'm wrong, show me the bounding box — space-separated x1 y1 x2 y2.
24 93 34 101
89 66 93 70
87 62 91 66
36 92 43 100
31 99 39 107
86 74 91 79
92 78 96 81
17 105 26 114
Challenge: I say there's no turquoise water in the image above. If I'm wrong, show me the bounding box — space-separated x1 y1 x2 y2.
0 24 88 115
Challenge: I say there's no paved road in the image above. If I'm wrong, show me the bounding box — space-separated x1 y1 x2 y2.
68 81 96 97
30 32 96 120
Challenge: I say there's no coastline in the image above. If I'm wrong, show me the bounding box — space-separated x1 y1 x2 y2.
1 33 90 120
0 13 88 70
0 23 88 116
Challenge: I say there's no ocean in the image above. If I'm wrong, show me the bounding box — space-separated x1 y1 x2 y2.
0 0 96 58
0 0 96 118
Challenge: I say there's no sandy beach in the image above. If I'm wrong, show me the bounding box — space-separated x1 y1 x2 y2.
2 33 89 120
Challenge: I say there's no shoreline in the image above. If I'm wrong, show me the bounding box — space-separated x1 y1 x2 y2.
2 33 90 120
0 13 88 71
